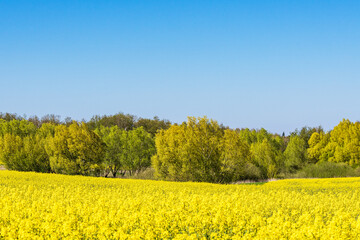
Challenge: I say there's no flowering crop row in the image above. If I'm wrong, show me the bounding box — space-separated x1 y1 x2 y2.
0 171 360 239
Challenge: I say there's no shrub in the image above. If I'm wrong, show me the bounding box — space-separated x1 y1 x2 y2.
295 161 360 178
241 163 263 181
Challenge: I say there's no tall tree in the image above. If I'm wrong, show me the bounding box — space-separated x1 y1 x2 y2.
46 122 105 175
122 127 156 176
219 130 251 182
87 113 136 130
94 125 125 177
250 139 283 179
291 126 324 148
134 116 171 136
284 136 307 173
0 133 51 172
0 119 37 137
308 119 360 166
0 112 23 121
153 117 224 182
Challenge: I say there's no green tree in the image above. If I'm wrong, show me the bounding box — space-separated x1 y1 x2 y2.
134 116 171 136
122 127 156 176
284 136 307 173
40 114 61 125
94 125 125 177
291 126 324 148
95 126 155 177
87 113 136 130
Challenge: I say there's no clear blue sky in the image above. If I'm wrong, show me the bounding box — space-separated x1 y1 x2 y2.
1 0 359 134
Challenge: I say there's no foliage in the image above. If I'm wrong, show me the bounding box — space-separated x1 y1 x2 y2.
153 116 225 182
87 113 136 130
39 114 62 125
88 113 171 135
121 127 156 175
0 119 37 137
219 129 251 182
237 128 286 179
307 131 330 162
0 120 49 171
94 125 125 177
46 122 105 175
308 119 360 166
1 114 360 183
134 116 171 136
152 123 186 181
284 136 308 173
153 117 289 182
123 167 156 180
0 134 50 172
291 126 324 148
0 112 23 121
294 161 360 178
250 139 283 179
95 126 155 177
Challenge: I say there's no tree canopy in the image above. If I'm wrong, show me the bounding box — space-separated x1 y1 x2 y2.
1 112 360 183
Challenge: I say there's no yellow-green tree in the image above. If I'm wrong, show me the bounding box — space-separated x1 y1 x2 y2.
308 119 360 166
0 134 24 169
219 129 251 182
46 122 105 175
152 124 187 181
0 133 51 172
0 119 36 137
0 120 49 171
182 117 223 182
237 127 285 178
250 139 283 179
153 117 224 182
328 119 360 165
153 117 242 183
152 117 286 182
307 132 330 163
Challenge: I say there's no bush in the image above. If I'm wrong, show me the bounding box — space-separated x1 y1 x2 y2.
125 168 156 180
241 163 263 181
295 162 360 178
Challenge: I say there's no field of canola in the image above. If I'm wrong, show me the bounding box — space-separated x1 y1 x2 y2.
1 171 360 239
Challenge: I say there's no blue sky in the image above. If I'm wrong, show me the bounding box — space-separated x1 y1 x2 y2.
1 0 359 134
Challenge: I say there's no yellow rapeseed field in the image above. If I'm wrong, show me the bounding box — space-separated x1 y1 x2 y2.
1 171 360 239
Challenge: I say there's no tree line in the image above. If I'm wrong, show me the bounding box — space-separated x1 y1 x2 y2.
0 112 360 183
0 113 168 176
